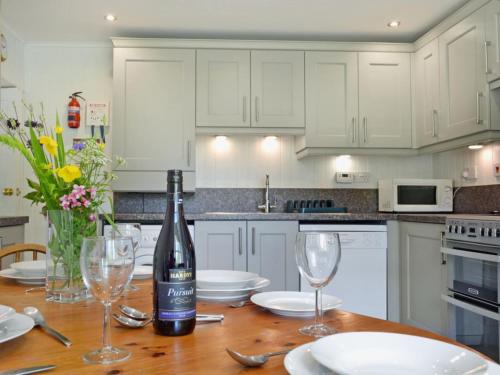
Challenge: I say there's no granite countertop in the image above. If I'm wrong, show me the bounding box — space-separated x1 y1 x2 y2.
0 216 29 227
113 212 448 224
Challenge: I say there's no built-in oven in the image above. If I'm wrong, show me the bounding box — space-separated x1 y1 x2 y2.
442 215 500 362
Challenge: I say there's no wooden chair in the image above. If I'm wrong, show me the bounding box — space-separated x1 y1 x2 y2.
0 243 46 269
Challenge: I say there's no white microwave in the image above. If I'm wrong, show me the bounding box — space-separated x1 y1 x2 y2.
378 179 453 212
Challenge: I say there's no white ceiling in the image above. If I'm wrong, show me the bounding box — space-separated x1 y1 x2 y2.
2 0 469 44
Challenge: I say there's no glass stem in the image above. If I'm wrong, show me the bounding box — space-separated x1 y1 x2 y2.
315 287 323 326
103 302 112 350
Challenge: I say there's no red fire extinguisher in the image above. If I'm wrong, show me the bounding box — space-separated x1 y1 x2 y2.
67 92 85 129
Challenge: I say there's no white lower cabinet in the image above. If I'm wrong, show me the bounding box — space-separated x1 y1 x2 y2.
399 222 447 335
194 220 299 291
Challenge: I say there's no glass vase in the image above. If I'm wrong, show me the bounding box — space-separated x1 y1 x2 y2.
46 210 97 303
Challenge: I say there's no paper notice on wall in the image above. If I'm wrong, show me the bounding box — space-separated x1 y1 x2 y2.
86 102 109 127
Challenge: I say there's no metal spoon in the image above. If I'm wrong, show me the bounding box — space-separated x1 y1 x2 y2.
119 304 224 321
229 301 249 308
23 307 72 347
113 313 224 328
226 348 292 367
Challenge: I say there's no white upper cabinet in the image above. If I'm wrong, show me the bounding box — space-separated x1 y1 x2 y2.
196 50 250 127
305 51 358 147
358 52 412 148
251 50 305 128
439 9 489 140
415 39 440 146
113 48 195 191
485 0 500 83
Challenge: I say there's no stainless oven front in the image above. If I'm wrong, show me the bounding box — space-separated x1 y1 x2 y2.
441 238 500 362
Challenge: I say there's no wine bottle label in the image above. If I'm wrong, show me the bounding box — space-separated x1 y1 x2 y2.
157 268 196 321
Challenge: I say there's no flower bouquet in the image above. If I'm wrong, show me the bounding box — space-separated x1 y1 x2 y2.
0 103 122 302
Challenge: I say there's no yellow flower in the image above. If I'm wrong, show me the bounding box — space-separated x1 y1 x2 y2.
39 136 57 156
55 126 63 134
99 143 105 150
43 163 53 170
57 165 81 183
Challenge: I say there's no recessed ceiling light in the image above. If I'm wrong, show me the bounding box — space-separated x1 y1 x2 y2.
468 144 483 150
387 20 401 28
105 14 117 22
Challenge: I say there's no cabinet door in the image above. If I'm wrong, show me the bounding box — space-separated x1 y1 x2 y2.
251 51 304 128
247 221 299 291
113 48 195 172
194 221 246 271
305 52 358 147
196 50 250 127
359 52 412 148
439 10 489 140
485 0 500 83
399 222 447 335
415 40 440 147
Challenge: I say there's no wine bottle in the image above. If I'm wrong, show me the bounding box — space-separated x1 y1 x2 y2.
153 170 196 336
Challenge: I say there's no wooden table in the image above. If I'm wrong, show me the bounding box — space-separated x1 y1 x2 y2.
0 278 474 374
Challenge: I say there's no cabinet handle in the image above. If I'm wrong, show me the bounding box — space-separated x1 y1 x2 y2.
0 236 3 249
440 231 446 265
351 117 356 143
476 92 483 125
432 109 438 138
485 41 492 74
251 227 256 255
255 97 259 123
363 117 367 143
187 140 192 167
238 227 242 255
243 96 247 123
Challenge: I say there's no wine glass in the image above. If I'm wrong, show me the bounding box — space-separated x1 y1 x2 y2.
80 236 135 364
106 223 142 291
295 232 341 337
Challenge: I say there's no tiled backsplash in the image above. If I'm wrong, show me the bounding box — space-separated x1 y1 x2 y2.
114 188 378 214
114 184 500 215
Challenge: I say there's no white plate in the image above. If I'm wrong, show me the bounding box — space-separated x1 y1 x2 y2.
0 313 34 344
251 292 342 318
0 269 45 285
133 265 152 280
197 293 250 302
10 260 46 277
0 305 15 325
284 342 500 375
196 270 259 290
196 278 270 298
311 332 488 375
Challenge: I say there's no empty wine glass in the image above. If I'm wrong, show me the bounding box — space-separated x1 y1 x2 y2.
295 232 341 337
80 236 135 364
106 223 142 291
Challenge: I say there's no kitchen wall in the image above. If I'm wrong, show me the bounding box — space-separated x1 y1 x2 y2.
197 135 433 188
22 43 113 243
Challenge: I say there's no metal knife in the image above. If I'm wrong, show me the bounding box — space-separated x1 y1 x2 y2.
0 365 56 375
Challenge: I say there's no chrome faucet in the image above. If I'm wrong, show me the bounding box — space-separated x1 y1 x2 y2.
258 174 277 213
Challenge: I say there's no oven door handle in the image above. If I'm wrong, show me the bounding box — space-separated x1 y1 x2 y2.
441 294 500 321
440 247 500 263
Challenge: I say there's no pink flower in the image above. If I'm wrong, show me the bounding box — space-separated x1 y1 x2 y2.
72 184 86 199
88 187 96 200
88 214 96 222
81 198 90 208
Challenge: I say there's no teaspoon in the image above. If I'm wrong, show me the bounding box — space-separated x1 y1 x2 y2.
23 307 72 347
226 348 292 367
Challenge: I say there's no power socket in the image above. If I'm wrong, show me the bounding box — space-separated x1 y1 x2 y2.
354 172 370 183
494 163 500 177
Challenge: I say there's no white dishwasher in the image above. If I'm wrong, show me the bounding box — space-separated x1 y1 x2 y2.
299 224 387 320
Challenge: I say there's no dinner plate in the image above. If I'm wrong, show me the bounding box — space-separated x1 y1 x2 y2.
0 305 15 325
251 291 342 318
0 313 35 344
311 332 488 375
0 268 45 285
196 293 250 302
133 265 152 280
196 277 270 298
284 342 500 375
10 260 46 277
196 270 259 290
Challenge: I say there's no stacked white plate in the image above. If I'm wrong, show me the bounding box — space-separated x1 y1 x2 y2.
196 270 270 302
0 260 46 285
0 305 34 345
251 291 342 318
133 265 153 280
284 331 500 375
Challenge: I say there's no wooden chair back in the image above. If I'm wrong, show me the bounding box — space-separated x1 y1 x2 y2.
0 243 46 269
